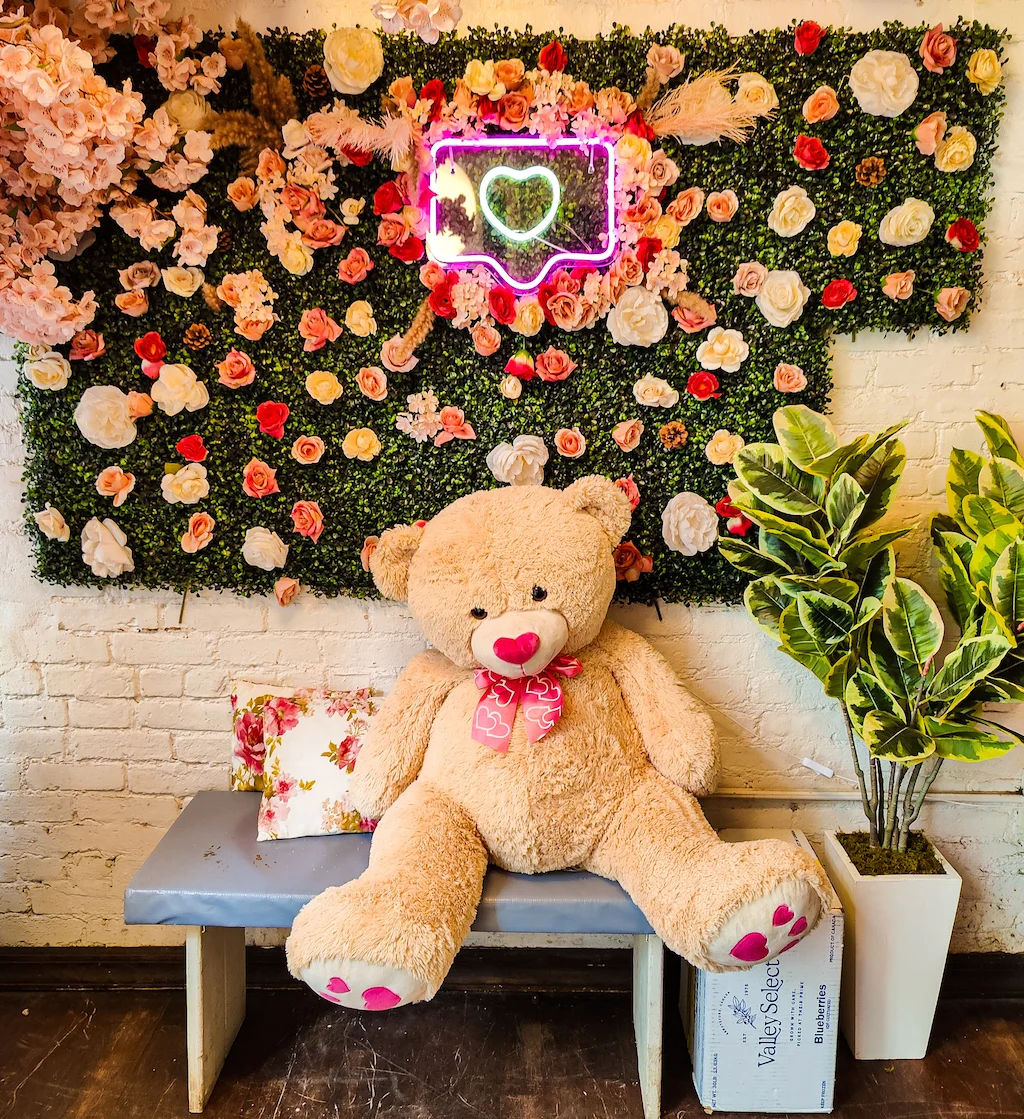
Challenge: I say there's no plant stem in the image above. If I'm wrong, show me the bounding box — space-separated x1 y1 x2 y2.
897 764 921 852
867 751 880 847
882 763 906 849
839 702 877 845
906 757 944 833
873 758 885 841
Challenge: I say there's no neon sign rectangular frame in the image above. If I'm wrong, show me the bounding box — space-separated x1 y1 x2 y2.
426 136 617 293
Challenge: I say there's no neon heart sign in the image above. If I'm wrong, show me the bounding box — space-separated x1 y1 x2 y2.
478 164 561 243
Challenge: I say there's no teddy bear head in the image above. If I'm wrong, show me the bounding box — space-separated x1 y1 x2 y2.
369 476 632 673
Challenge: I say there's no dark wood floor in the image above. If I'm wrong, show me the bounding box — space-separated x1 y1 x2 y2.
2 976 1022 1117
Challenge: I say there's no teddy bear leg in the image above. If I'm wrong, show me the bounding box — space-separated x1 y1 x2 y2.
586 770 832 972
286 780 487 1009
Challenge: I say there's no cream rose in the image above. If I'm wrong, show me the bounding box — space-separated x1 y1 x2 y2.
323 27 384 95
34 504 70 542
306 370 343 404
162 266 204 297
705 428 745 465
499 375 522 400
511 298 545 337
74 386 137 449
161 462 210 504
486 435 548 486
633 375 679 408
25 351 71 391
768 186 816 238
934 126 977 173
342 427 382 461
242 526 289 571
151 363 209 415
279 236 314 276
81 517 134 578
606 287 669 347
967 48 1002 95
465 58 503 99
662 492 718 556
647 43 684 84
755 270 810 328
696 326 749 373
827 220 863 258
735 72 778 116
849 50 919 117
878 198 935 247
162 89 210 132
345 300 377 336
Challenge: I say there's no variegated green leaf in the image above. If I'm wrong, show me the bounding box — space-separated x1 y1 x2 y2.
734 443 824 516
946 447 985 528
924 717 1017 762
882 578 944 666
850 440 906 531
744 576 793 637
934 531 978 631
961 495 1020 540
969 526 1018 586
990 537 1024 631
846 669 903 737
839 529 911 574
862 710 934 763
927 635 1011 707
773 405 839 472
979 458 1024 520
778 602 832 681
797 591 855 646
718 538 793 577
976 411 1024 467
826 474 867 539
868 621 924 701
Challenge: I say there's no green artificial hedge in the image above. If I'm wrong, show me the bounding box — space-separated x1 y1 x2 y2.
21 20 1007 603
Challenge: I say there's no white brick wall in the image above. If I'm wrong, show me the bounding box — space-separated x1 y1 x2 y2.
0 0 1021 951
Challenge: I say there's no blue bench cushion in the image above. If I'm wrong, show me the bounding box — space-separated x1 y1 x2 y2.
124 791 654 934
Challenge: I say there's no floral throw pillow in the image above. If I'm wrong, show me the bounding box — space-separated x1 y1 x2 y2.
257 687 381 842
230 682 293 791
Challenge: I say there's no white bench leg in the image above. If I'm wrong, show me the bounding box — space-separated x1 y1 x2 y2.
185 926 246 1113
632 934 664 1119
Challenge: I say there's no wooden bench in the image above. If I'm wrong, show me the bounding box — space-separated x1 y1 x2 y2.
124 791 665 1117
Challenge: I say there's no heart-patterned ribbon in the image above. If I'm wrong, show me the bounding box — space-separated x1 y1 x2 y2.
471 654 582 753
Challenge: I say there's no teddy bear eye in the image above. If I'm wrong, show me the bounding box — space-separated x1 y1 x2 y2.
531 586 548 602
470 606 488 619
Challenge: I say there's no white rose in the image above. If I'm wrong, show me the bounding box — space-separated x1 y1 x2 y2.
279 234 314 276
151 363 210 416
662 493 718 556
735 72 778 116
74 385 137 449
755 270 810 328
323 27 384 95
243 526 289 571
768 185 816 238
486 435 549 486
81 517 134 578
162 89 210 132
696 326 749 373
162 266 204 297
34 504 70 542
878 198 935 247
161 463 210 504
848 50 919 117
633 375 679 408
606 287 669 347
25 351 71 391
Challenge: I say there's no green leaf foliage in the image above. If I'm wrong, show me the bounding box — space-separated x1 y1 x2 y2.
975 412 1024 467
862 710 934 764
882 578 944 666
773 406 838 473
927 634 1011 708
734 444 824 516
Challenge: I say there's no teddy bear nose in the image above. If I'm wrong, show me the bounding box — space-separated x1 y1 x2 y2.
493 632 541 666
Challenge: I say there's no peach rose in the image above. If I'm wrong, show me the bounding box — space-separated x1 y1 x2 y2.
360 535 379 572
666 186 705 226
115 290 148 317
388 75 416 107
216 349 256 389
181 511 215 553
625 195 661 227
274 576 300 606
472 323 501 356
96 466 136 507
215 275 244 308
612 419 644 452
355 366 388 401
256 149 286 180
419 261 446 288
773 363 807 393
920 25 957 75
671 292 717 334
535 346 577 382
70 330 105 361
498 91 531 131
291 500 324 543
802 85 839 123
380 335 418 373
732 261 768 297
914 111 947 156
227 177 257 211
565 80 594 114
302 219 346 249
242 457 280 499
554 427 587 459
298 308 342 352
126 391 153 418
291 435 325 464
236 316 274 342
882 270 915 301
935 286 970 323
118 261 161 290
494 59 525 89
305 370 343 405
342 427 382 461
706 190 739 222
337 247 374 284
705 428 745 465
611 248 644 288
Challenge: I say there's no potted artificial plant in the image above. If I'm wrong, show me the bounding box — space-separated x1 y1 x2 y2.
720 405 1022 1060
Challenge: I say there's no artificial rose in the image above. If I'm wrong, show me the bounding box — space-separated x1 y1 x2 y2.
35 505 70 542
360 535 379 571
428 275 457 319
465 58 502 98
827 220 863 258
920 25 957 74
732 261 768 297
934 126 977 173
380 335 418 373
967 48 1002 95
242 526 289 571
936 286 970 322
298 308 343 352
242 457 280 498
651 215 681 250
236 316 275 343
849 50 919 117
337 247 374 284
613 541 653 582
181 511 215 553
274 577 300 606
705 429 745 465
554 427 587 459
342 428 382 461
118 261 161 290
633 375 679 408
162 462 210 504
662 493 718 556
74 386 137 449
96 466 135 507
615 475 641 511
706 190 739 222
647 43 684 83
498 92 531 131
882 270 916 300
323 27 384 95
81 517 134 578
227 176 257 211
127 392 153 419
115 290 148 317
696 327 749 372
612 419 644 453
25 352 71 391
486 435 549 486
161 266 204 297
547 292 585 331
488 286 517 325
341 197 366 224
946 218 980 253
671 293 717 334
373 180 405 215
134 331 166 373
512 298 545 336
794 134 829 170
70 331 105 361
795 21 827 55
878 198 935 246
606 287 669 347
291 500 324 543
822 279 858 309
176 434 207 462
499 375 522 400
539 40 567 72
915 110 947 156
278 238 315 276
755 270 810 328
667 187 705 226
291 435 325 464
355 366 388 401
162 89 209 131
472 323 501 356
535 347 577 382
345 300 377 337
768 185 816 237
686 372 721 401
216 349 256 389
773 363 808 392
256 400 289 439
735 72 778 116
151 364 209 416
494 59 526 89
802 85 839 123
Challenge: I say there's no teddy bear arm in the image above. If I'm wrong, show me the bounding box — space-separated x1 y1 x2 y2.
598 621 720 795
350 650 467 819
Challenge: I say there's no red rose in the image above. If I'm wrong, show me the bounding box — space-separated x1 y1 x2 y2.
538 39 567 72
488 286 517 325
946 218 980 253
793 134 830 171
686 372 721 401
341 145 374 167
420 79 445 119
794 21 827 55
373 180 406 215
635 237 663 273
256 400 290 439
822 279 857 309
390 236 424 263
134 330 166 363
715 497 740 517
728 514 754 536
428 275 458 318
134 34 156 66
624 109 655 141
176 434 207 462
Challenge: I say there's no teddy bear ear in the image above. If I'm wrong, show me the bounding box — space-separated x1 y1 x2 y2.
369 523 425 600
563 475 632 545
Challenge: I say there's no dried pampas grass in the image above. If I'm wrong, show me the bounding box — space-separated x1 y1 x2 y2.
647 70 758 146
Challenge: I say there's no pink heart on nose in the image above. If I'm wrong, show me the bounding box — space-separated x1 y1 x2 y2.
493 632 541 666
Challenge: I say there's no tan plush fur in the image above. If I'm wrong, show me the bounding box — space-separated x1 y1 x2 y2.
286 478 831 994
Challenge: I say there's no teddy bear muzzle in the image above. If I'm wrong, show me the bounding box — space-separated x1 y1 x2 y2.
471 608 569 677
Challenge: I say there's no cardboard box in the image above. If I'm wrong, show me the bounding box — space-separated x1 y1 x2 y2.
681 829 844 1113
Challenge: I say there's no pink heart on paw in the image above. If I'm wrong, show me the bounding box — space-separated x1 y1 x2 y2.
779 939 800 954
730 932 770 962
326 976 350 994
773 905 795 927
318 991 341 1003
362 986 402 1011
789 916 808 937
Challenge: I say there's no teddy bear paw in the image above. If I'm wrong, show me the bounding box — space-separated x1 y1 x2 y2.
297 956 428 1011
706 878 822 969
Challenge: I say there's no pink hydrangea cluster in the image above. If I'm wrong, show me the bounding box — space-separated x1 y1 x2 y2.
148 16 226 96
215 269 279 342
171 190 219 268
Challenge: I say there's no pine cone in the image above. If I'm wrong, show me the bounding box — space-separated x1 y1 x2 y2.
303 64 330 100
216 228 232 254
183 323 211 351
855 156 886 187
659 421 689 450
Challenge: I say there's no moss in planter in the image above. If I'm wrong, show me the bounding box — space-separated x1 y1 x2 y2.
838 831 944 875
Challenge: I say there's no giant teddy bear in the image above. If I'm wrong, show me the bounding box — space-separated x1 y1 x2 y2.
286 477 830 1010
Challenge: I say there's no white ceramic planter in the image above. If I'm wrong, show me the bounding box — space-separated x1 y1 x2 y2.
820 830 961 1061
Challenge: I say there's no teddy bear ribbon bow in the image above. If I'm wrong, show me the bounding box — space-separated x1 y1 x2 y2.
471 655 583 753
